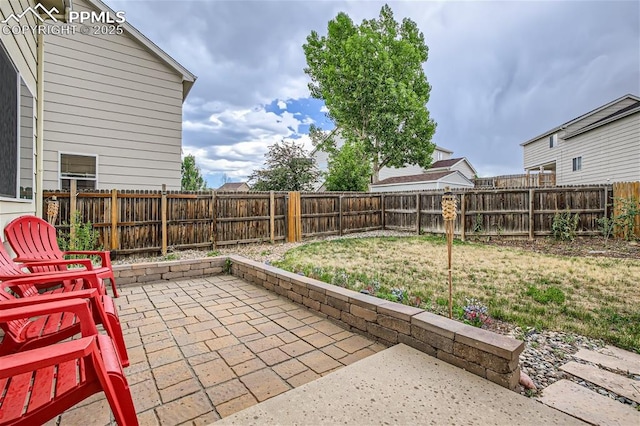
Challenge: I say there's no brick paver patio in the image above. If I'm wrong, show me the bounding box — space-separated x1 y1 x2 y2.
50 275 386 425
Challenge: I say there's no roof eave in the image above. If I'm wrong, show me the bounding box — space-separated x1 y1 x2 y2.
520 94 640 147
564 107 640 139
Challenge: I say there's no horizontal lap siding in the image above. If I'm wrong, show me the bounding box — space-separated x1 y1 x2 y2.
560 114 640 185
0 0 37 228
42 0 183 191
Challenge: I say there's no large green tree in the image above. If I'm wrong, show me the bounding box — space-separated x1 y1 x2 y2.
303 4 437 183
181 154 207 190
249 139 320 191
324 140 371 191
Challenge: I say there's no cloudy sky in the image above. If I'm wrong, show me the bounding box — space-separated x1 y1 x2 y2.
105 0 639 188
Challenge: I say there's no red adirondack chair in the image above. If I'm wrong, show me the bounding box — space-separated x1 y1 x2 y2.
4 215 118 297
0 238 106 296
0 335 138 425
0 285 129 367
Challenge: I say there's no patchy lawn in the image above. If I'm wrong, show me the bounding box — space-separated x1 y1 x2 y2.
273 236 640 352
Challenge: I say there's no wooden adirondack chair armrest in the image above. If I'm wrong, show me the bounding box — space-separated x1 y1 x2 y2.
0 299 99 336
0 289 99 309
64 250 112 268
15 257 95 270
0 336 96 378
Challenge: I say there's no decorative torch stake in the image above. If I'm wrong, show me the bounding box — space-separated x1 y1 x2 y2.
441 188 457 319
46 196 59 225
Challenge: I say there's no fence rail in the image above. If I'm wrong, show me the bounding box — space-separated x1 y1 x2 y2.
43 182 638 256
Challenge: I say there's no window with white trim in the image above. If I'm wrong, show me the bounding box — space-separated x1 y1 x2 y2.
572 156 582 172
549 133 558 148
0 41 34 200
60 153 97 189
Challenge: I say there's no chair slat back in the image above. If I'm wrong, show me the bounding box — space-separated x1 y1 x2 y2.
5 216 65 274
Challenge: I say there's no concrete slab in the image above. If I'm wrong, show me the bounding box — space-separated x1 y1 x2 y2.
600 346 640 370
215 344 585 426
574 349 640 375
538 380 639 426
561 361 640 403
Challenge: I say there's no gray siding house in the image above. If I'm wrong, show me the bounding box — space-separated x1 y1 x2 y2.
521 94 640 185
42 0 196 191
1 0 66 232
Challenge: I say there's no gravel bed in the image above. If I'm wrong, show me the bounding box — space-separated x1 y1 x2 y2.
113 232 639 405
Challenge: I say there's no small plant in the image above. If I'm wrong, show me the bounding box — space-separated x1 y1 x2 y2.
390 288 406 303
57 211 101 264
163 253 179 261
473 214 483 233
223 258 232 274
597 215 614 241
613 197 639 241
551 209 579 241
207 250 220 257
331 269 349 287
462 298 491 328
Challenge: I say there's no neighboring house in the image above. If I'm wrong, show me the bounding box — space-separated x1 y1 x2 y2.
1 0 70 232
313 135 476 191
218 182 250 192
42 0 196 191
521 94 640 185
370 170 474 192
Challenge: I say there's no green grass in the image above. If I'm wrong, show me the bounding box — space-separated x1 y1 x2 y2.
273 235 640 352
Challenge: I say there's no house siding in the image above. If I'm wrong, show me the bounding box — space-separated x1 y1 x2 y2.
523 132 564 173
558 113 639 185
379 147 454 180
0 0 38 231
449 161 475 179
370 171 474 192
379 164 424 181
41 0 184 190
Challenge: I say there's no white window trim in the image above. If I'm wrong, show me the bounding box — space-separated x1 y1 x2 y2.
58 152 99 190
0 42 32 203
572 156 582 172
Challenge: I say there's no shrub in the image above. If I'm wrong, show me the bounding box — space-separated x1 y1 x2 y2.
57 212 101 264
551 210 579 241
613 197 639 241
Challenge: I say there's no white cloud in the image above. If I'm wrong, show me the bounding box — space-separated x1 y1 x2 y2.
319 105 329 113
277 100 287 110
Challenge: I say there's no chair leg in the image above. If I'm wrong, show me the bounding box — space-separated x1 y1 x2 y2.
106 373 139 425
107 313 129 368
109 272 119 298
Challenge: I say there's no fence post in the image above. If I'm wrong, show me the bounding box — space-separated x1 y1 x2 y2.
110 189 118 250
529 188 535 240
339 195 343 236
287 191 301 242
69 179 77 249
381 194 385 230
211 190 217 249
460 193 466 241
603 186 608 223
416 193 421 235
161 184 168 255
270 191 275 243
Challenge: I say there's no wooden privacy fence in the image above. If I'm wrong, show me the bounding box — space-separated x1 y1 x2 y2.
612 181 640 239
43 183 638 255
384 186 611 239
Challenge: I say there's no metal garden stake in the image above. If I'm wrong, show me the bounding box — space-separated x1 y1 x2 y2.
441 188 457 319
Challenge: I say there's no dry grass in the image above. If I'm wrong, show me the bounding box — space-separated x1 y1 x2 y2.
273 236 640 352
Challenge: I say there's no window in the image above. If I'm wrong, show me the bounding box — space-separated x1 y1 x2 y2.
59 153 97 189
572 156 582 172
549 133 558 148
0 41 34 200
